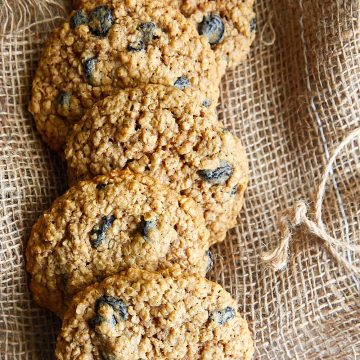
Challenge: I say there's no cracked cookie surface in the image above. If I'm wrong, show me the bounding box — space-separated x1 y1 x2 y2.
55 267 254 360
26 171 210 317
65 85 249 244
29 0 220 153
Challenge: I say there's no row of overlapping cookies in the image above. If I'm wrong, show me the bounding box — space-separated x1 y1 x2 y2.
26 0 256 358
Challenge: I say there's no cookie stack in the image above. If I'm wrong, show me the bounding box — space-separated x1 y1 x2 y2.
26 0 256 358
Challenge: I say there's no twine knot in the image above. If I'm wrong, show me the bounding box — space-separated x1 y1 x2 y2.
261 201 309 271
262 128 360 277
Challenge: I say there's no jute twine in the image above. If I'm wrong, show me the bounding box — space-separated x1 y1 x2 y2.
262 127 360 277
260 11 276 46
1 0 359 358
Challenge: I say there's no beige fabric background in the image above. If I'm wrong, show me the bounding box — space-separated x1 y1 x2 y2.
0 0 359 358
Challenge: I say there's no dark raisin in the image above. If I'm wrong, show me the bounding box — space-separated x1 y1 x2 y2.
128 22 157 52
206 250 214 272
127 39 145 52
138 22 157 44
174 76 191 90
88 315 103 329
96 295 128 321
89 315 116 334
209 306 236 325
202 99 212 108
83 57 97 83
138 22 156 32
138 217 156 240
250 17 257 32
96 183 107 190
90 215 115 248
57 91 71 109
70 10 88 29
230 186 238 196
88 5 113 37
198 14 225 46
198 162 233 184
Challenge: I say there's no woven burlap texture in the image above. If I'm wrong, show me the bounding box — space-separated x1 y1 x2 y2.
1 0 359 358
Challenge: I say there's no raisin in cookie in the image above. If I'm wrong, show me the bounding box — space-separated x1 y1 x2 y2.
65 85 249 245
55 267 254 359
26 171 211 317
177 0 256 75
29 0 220 153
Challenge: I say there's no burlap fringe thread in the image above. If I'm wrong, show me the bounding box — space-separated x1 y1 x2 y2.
262 128 360 277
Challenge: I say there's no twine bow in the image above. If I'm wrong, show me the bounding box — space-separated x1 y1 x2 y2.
262 128 360 277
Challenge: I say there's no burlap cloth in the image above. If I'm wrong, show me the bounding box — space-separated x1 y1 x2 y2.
1 0 359 358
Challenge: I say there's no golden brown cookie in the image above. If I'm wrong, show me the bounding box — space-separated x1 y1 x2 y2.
65 85 249 245
72 0 256 75
29 0 220 153
55 267 254 359
26 171 211 317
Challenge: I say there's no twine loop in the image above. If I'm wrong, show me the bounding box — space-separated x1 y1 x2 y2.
260 11 276 46
262 128 360 276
